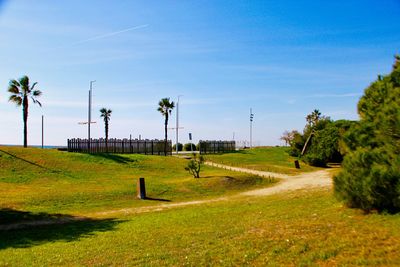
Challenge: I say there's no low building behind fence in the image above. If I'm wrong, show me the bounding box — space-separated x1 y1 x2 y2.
199 140 236 154
67 138 172 155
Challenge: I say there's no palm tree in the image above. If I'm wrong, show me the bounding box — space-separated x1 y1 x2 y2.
7 75 42 148
157 98 175 156
100 108 112 150
306 109 322 127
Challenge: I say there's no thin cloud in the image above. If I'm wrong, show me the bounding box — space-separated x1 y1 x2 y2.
70 24 149 45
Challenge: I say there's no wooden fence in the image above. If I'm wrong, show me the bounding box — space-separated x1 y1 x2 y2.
67 138 172 155
199 140 236 154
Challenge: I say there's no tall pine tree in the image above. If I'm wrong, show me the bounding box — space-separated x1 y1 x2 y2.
334 56 400 213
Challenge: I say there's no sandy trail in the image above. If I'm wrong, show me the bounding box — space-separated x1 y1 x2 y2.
205 162 332 196
204 162 290 179
95 163 333 216
0 163 333 229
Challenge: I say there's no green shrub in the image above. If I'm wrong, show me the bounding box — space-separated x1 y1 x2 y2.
302 122 343 167
172 143 183 152
184 143 196 151
185 153 204 178
334 147 400 212
288 132 305 157
287 111 353 165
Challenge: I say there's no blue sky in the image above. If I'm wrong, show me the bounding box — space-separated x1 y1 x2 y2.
0 0 399 146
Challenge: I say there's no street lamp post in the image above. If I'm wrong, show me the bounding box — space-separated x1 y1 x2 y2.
77 81 97 152
250 108 254 148
41 115 44 149
88 80 96 150
176 95 183 154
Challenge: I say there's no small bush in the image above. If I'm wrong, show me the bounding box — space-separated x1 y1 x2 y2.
302 123 343 167
184 143 196 151
288 132 305 157
334 147 400 212
185 153 204 178
172 143 183 152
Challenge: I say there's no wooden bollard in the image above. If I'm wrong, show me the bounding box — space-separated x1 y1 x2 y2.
294 160 300 169
137 177 146 199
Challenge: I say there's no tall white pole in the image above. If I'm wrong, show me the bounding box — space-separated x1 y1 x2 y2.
176 95 183 154
88 88 91 141
250 108 254 149
176 99 179 154
88 80 96 150
41 115 44 149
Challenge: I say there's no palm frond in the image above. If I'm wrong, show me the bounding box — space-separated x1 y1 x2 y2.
31 82 38 91
7 84 20 94
31 97 42 107
9 79 21 88
32 89 42 97
19 75 30 93
157 98 175 116
157 106 166 114
9 95 22 106
100 108 112 120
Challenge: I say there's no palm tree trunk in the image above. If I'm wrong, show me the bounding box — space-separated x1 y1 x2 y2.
23 96 28 148
105 120 109 152
164 115 168 156
301 131 314 156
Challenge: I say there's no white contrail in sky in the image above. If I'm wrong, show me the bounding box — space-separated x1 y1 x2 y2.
71 24 149 45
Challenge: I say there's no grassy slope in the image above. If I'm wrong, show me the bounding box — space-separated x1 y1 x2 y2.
0 147 276 214
2 147 398 266
205 147 320 174
1 189 399 266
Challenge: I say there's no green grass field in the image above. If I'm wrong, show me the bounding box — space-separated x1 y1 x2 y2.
1 189 399 266
205 146 320 174
0 146 276 214
1 146 399 266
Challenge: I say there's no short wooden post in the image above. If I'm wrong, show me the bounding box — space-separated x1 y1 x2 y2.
137 177 146 199
294 160 300 169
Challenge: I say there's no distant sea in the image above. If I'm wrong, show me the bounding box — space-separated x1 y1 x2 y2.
0 144 67 149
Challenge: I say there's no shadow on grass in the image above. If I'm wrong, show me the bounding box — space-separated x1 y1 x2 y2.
145 197 171 202
200 176 237 180
0 208 121 250
0 149 76 178
88 153 138 164
0 149 49 170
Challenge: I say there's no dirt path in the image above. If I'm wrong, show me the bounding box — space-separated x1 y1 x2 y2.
0 163 333 229
93 163 332 217
205 161 332 196
204 161 290 179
